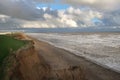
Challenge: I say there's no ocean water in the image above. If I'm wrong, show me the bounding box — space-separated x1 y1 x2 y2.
28 32 120 73
1 27 120 33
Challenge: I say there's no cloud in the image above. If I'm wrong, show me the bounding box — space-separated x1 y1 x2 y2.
17 7 103 28
2 7 118 29
0 6 105 29
33 0 54 3
0 14 21 29
101 10 120 26
0 0 41 20
0 0 120 29
60 7 103 27
0 0 60 20
61 0 120 11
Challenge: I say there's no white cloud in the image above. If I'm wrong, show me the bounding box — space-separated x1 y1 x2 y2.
21 20 57 28
65 19 78 27
0 6 105 29
0 0 120 29
0 15 10 23
44 13 52 19
65 7 103 27
0 0 119 19
18 7 103 28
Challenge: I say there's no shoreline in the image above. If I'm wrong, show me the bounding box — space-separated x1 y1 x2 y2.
30 35 120 80
27 32 120 73
1 32 120 80
42 41 120 74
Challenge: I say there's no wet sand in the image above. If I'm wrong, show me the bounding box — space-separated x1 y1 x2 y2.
30 36 120 80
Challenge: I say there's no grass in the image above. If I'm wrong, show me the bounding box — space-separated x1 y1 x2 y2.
0 35 28 64
0 34 29 79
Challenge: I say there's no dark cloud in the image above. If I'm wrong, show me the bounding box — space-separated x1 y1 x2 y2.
33 0 54 3
0 17 21 29
0 0 59 20
0 0 120 29
101 10 120 26
61 0 120 11
0 0 41 20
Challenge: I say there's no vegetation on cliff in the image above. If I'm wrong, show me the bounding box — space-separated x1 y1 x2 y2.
0 33 85 80
0 33 30 80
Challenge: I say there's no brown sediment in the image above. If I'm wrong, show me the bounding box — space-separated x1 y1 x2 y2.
11 46 51 80
5 33 120 80
31 35 120 80
7 33 85 80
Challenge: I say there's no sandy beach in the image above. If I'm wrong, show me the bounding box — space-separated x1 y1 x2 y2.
30 35 120 80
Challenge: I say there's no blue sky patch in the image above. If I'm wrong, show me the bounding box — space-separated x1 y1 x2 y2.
36 3 70 10
92 18 102 23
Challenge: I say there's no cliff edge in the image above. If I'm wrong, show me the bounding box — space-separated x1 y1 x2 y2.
1 33 85 80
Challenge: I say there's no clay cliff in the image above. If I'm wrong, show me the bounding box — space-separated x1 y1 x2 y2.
2 33 85 80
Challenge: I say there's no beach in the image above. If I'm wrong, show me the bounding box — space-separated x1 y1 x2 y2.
28 32 120 80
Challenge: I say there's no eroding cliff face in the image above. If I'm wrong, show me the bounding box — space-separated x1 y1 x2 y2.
10 45 50 80
50 66 85 80
10 46 85 80
3 33 85 80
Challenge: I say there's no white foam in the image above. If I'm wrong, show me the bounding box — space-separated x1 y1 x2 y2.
27 33 120 72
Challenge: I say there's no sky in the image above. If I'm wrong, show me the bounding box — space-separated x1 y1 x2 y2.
0 0 120 29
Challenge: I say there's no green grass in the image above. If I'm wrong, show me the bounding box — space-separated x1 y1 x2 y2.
0 35 28 64
0 34 29 79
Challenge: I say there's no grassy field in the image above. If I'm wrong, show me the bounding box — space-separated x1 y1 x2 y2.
0 34 29 79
